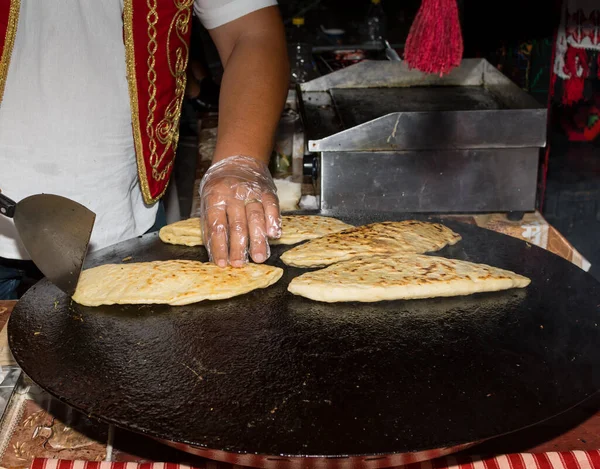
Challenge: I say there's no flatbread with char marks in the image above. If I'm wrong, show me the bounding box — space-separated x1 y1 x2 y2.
287 254 530 302
72 260 283 306
280 220 462 268
158 215 353 247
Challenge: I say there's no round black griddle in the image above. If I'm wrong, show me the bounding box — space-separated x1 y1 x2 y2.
8 211 600 464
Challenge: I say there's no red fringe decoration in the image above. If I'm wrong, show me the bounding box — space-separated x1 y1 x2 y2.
562 46 588 106
403 0 463 76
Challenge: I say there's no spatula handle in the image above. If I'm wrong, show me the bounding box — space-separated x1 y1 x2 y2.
0 193 16 218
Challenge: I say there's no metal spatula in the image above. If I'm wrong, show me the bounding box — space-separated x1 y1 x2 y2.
0 193 95 296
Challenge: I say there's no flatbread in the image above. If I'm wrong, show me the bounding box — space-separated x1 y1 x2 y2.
158 215 353 247
273 215 354 245
280 220 462 268
287 254 530 302
158 218 203 247
72 260 283 306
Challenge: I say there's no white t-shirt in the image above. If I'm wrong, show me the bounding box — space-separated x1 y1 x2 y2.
0 0 276 260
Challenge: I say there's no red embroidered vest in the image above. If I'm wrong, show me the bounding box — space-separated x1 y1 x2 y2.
0 0 193 204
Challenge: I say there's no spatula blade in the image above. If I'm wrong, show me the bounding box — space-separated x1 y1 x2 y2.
13 194 95 296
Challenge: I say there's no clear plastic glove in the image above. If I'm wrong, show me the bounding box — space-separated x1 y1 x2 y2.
199 155 281 267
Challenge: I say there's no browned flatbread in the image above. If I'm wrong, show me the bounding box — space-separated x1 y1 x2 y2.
72 260 283 306
280 220 462 268
287 254 530 302
158 218 203 247
158 215 353 247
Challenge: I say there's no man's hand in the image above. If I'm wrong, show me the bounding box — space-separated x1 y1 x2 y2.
199 156 281 267
197 6 288 267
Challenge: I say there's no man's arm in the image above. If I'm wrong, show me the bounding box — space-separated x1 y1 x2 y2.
208 6 289 164
197 5 290 267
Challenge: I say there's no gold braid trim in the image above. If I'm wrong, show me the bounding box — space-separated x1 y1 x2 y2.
123 0 153 204
0 0 20 105
145 0 191 190
124 0 191 205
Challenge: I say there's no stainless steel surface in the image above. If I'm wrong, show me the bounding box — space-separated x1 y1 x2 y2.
333 86 503 116
384 40 401 61
319 148 539 212
299 58 488 92
13 194 95 296
297 59 547 213
306 108 547 152
301 59 546 152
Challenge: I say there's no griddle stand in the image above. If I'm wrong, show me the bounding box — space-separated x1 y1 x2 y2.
298 59 547 215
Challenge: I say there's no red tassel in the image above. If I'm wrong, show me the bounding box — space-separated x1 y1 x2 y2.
562 46 588 106
403 0 463 76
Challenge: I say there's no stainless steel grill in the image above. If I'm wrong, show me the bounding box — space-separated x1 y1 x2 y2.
299 59 547 214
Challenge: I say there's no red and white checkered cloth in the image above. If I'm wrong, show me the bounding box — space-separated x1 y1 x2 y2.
29 451 600 469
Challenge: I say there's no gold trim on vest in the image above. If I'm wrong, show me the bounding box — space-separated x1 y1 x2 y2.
124 0 192 205
123 0 149 202
0 0 20 105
